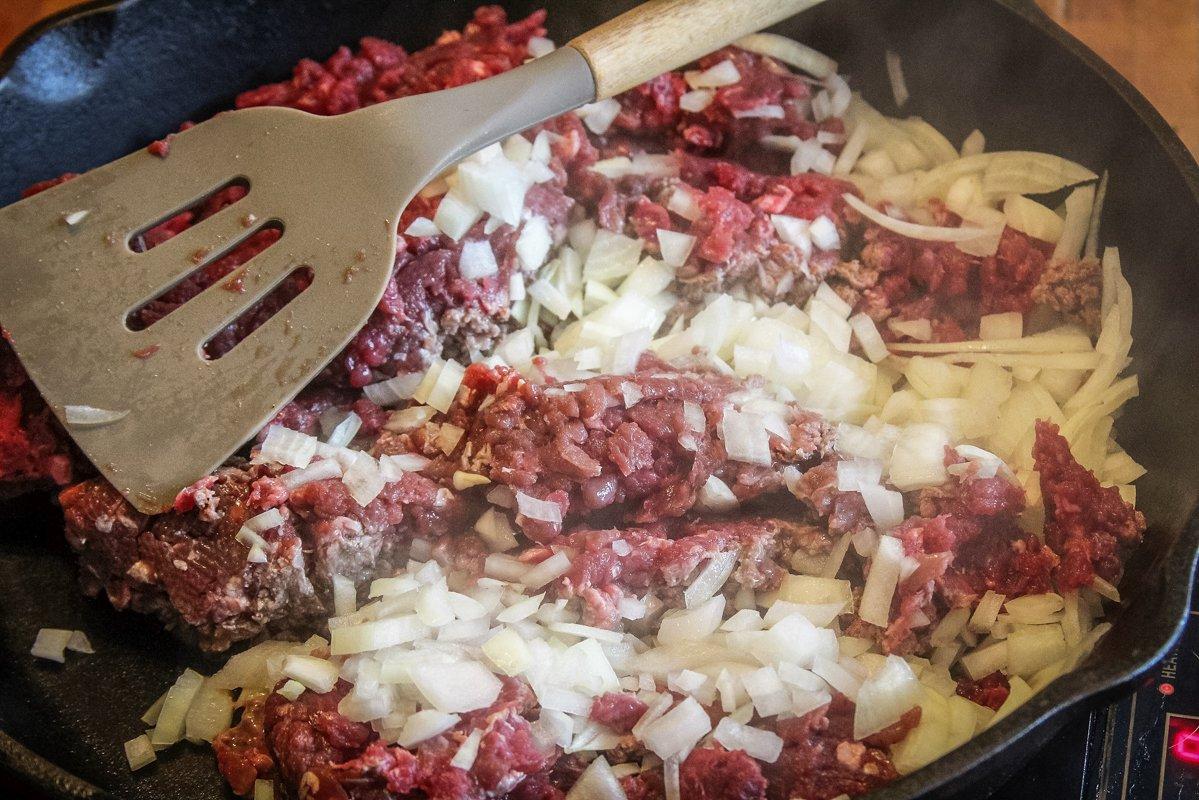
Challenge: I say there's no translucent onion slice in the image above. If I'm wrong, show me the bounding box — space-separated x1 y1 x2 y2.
735 33 837 78
63 404 129 427
843 193 986 242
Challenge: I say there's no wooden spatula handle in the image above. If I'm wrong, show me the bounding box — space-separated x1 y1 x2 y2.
568 0 824 99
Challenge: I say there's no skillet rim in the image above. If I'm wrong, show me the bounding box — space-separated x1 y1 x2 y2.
0 1 1196 798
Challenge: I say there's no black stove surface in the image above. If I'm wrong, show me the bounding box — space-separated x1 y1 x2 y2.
981 587 1199 800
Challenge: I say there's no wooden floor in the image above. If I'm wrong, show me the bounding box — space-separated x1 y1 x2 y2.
1 0 1197 155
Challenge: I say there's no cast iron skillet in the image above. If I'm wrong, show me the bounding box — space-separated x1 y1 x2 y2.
2 0 1198 798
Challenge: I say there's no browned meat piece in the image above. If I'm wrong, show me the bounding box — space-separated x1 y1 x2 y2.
1032 256 1103 332
392 361 834 542
58 462 464 652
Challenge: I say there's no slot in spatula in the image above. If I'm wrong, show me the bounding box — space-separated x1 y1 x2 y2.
0 0 820 513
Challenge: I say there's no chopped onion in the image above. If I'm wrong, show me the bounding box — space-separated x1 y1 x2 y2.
124 735 156 771
332 574 357 617
657 229 696 267
280 458 343 489
667 187 702 221
685 60 741 89
64 404 129 427
529 279 573 320
483 628 532 675
642 697 713 758
577 98 622 134
979 312 1023 341
426 359 465 414
260 426 318 468
521 551 571 589
516 215 553 271
254 780 274 800
968 591 1006 633
683 551 738 608
852 655 921 739
458 156 530 227
679 90 714 112
404 216 440 237
398 709 460 747
184 681 234 743
31 628 73 663
450 727 484 770
858 536 903 627
282 655 340 694
244 508 284 533
809 216 841 251
66 630 94 655
433 188 482 241
961 641 1010 680
342 452 385 507
516 492 564 525
888 317 933 342
697 475 739 513
474 508 519 552
811 655 863 702
884 50 909 108
410 660 501 713
843 193 985 242
735 32 836 79
459 239 499 280
720 410 772 466
150 668 205 747
566 756 629 800
734 104 785 119
849 313 890 363
657 596 725 644
859 485 904 531
363 373 423 406
330 615 430 655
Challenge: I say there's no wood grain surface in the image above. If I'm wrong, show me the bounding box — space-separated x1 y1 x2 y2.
2 0 1196 153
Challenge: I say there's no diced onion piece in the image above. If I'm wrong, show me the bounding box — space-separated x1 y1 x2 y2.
185 681 234 743
458 157 530 227
64 404 129 427
497 593 544 623
720 410 772 466
771 214 812 255
852 655 921 739
683 551 739 608
809 216 840 251
332 574 357 617
968 590 1006 633
528 279 573 320
888 317 933 341
280 458 343 489
276 680 305 701
459 240 499 280
961 129 986 157
260 426 318 468
961 641 1010 681
657 595 726 645
410 660 501 713
860 485 904 530
1003 593 1064 624
713 717 785 763
31 628 73 663
450 728 484 770
734 104 785 119
548 622 625 644
989 675 1033 727
433 189 483 241
1007 624 1068 676
516 215 553 271
483 628 532 675
884 50 909 108
979 312 1023 341
685 60 741 89
1003 195 1063 244
578 98 622 134
282 655 340 694
124 735 156 772
657 229 696 267
521 552 572 589
398 709 461 748
404 216 440 237
858 536 903 627
452 471 490 491
1053 183 1096 261
679 90 714 112
1091 575 1121 602
474 508 519 552
516 492 563 525
642 697 713 759
330 615 430 655
342 452 385 507
843 193 985 242
566 756 628 800
849 313 889 363
889 423 950 491
811 655 863 702
66 630 94 654
150 668 205 747
735 32 837 79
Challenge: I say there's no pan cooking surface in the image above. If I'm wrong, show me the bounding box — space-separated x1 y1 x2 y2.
1 1 1198 799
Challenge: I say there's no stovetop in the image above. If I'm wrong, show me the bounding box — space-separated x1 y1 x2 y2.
983 586 1199 800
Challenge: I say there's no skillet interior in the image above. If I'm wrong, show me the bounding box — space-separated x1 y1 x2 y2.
1 1 1197 798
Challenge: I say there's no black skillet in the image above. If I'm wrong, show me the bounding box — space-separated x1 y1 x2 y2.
1 1 1198 798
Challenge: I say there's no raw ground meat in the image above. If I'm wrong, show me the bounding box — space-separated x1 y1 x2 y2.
387 360 833 542
1033 420 1145 590
58 462 464 652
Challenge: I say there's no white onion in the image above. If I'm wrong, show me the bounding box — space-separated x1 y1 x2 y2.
426 360 465 413
260 426 318 469
458 157 530 227
657 595 725 644
771 215 812 256
459 240 499 280
735 32 836 79
697 475 739 513
683 551 738 608
280 458 343 489
742 665 791 717
529 279 574 320
679 89 714 113
884 50 909 108
667 187 702 221
843 193 985 242
184 681 234 743
685 60 741 89
405 216 440 237
341 452 385 507
150 668 205 747
398 709 460 747
31 628 73 663
858 536 903 627
889 423 951 491
433 188 483 241
243 508 284 533
330 615 430 655
961 641 1010 680
124 735 156 771
566 756 629 800
657 229 696 267
968 590 1006 633
859 485 904 531
410 660 501 713
735 104 785 119
848 313 890 364
642 697 713 758
474 508 519 552
63 404 129 427
712 717 784 763
577 98 622 135
516 215 553 271
521 552 571 589
720 409 772 466
888 317 933 342
516 492 564 525
852 655 921 739
66 630 94 655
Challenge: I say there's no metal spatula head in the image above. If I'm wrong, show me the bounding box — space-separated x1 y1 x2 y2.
0 0 819 514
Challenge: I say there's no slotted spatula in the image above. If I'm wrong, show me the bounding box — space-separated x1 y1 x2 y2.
0 0 820 513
